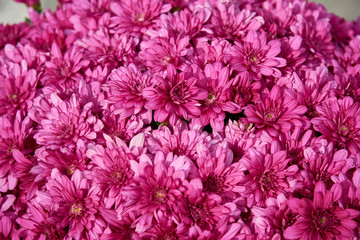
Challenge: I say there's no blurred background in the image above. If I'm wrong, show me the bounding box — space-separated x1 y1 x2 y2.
0 0 359 24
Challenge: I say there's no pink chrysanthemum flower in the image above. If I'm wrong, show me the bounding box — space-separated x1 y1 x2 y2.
139 36 190 72
146 123 207 162
123 152 191 233
194 63 240 131
37 169 105 239
110 0 171 35
143 65 208 125
225 119 258 161
160 7 212 39
194 141 245 199
192 38 231 68
17 200 66 239
30 93 104 152
0 112 33 179
311 97 360 154
86 134 145 207
210 3 263 39
177 178 238 236
244 85 309 137
241 149 298 205
107 63 153 118
284 181 359 240
140 217 189 240
43 43 89 87
76 28 138 68
0 22 29 49
225 31 286 80
0 61 38 117
301 140 350 188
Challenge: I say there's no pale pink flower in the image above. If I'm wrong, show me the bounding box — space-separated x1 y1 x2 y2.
143 65 208 125
107 64 153 118
225 31 286 80
284 182 359 240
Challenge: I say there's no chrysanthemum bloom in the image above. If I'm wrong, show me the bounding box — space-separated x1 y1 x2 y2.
311 97 360 154
0 22 29 49
210 3 263 39
241 149 298 205
193 63 240 131
107 64 153 118
332 72 360 103
17 200 66 239
284 181 359 240
146 123 207 162
76 28 138 68
110 0 171 35
336 37 360 77
301 140 350 188
100 209 139 240
194 141 245 200
101 110 149 143
86 133 145 207
37 169 106 239
160 7 212 40
122 152 191 233
244 85 309 137
225 31 286 80
138 36 190 72
227 73 261 110
225 119 258 161
0 61 38 117
177 178 238 236
0 112 33 180
30 93 104 152
192 38 231 68
43 43 89 87
143 65 208 125
32 140 88 185
139 216 188 240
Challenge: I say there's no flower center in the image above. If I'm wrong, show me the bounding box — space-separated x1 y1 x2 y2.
110 168 127 185
258 172 278 194
313 209 334 230
70 202 84 216
151 187 167 204
133 13 145 23
67 164 77 175
189 204 209 224
203 174 224 193
169 84 187 104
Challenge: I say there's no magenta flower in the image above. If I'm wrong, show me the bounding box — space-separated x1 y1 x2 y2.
139 36 190 72
194 62 240 131
37 169 105 239
123 152 191 233
177 178 238 236
143 65 208 125
107 63 153 118
86 134 142 207
195 141 245 199
225 31 286 80
244 85 309 137
43 43 89 86
210 3 263 39
0 62 38 117
241 149 298 205
110 0 171 35
284 181 359 240
311 97 360 154
30 93 104 152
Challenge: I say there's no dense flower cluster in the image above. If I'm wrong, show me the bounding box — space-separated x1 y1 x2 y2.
1 0 360 239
